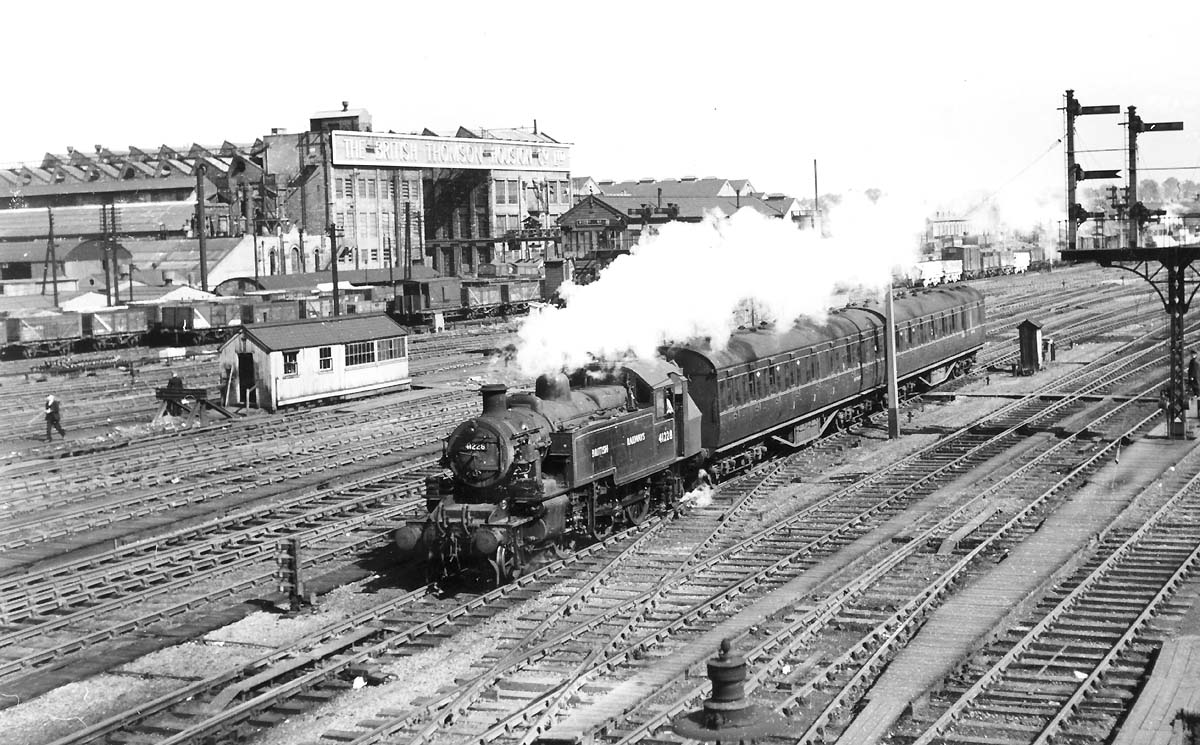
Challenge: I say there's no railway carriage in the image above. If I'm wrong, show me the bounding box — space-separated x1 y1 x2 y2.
668 285 984 477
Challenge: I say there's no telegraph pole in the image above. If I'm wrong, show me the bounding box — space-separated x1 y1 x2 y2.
328 221 341 316
405 202 412 281
43 208 59 306
322 132 339 315
812 159 819 231
196 163 209 292
100 204 114 306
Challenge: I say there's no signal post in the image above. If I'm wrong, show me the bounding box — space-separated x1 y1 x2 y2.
1061 90 1190 437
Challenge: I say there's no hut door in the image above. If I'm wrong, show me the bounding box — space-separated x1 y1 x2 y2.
238 353 256 405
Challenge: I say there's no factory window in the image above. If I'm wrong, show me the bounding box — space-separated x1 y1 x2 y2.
345 340 376 367
318 346 332 371
335 178 344 199
478 213 489 238
508 180 520 204
378 336 406 361
549 181 559 204
367 179 377 199
386 179 395 200
358 177 368 199
282 350 299 377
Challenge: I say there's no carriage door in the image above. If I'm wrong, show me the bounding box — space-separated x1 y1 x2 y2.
238 353 256 406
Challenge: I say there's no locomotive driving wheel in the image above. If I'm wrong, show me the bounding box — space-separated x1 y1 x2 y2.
623 497 650 525
489 545 520 585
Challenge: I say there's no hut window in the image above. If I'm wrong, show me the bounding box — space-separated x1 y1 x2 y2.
378 337 406 361
283 350 299 377
319 346 332 371
345 340 376 367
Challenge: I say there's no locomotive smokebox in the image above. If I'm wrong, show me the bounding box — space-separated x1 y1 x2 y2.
481 383 507 416
535 372 571 401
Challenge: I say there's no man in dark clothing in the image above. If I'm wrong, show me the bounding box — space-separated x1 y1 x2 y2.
166 373 184 416
1190 353 1200 415
44 394 66 441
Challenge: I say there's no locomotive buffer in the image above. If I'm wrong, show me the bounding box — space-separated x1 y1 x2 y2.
1061 94 1191 437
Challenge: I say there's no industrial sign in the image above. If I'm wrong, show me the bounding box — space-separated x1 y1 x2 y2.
332 132 570 172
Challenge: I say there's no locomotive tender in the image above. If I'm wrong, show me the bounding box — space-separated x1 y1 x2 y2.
396 285 985 583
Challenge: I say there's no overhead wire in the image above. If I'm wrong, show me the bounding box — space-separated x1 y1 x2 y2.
962 137 1063 217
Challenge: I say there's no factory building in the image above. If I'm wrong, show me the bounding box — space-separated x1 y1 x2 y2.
262 104 573 279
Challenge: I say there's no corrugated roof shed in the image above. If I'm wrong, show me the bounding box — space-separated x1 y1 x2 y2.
122 237 242 275
0 201 198 239
239 313 407 352
0 175 204 199
0 240 75 263
239 265 441 293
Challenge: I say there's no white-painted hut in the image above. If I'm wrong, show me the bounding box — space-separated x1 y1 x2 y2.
218 313 410 411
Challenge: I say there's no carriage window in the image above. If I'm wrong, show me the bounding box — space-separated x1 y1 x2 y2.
767 365 778 391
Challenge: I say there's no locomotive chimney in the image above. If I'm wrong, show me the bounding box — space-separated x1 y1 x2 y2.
481 383 507 416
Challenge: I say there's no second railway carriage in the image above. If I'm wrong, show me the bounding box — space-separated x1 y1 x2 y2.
667 285 985 478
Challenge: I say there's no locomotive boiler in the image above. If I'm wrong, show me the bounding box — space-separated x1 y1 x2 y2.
394 361 703 583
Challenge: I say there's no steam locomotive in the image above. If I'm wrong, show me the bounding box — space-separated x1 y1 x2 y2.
394 285 985 583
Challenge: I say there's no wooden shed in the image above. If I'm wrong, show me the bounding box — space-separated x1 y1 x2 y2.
1017 318 1043 375
218 313 410 411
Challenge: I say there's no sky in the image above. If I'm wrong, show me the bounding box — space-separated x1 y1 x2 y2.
6 0 1200 226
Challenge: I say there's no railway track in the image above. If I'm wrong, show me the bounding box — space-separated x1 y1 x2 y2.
0 397 475 556
551 359 1164 745
82 309 1161 743
892 451 1200 745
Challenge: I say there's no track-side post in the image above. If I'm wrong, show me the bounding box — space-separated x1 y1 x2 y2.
885 283 900 438
279 538 309 612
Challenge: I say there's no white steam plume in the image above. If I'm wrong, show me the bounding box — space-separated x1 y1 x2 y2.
516 193 923 376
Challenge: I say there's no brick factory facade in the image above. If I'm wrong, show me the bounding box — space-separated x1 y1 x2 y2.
263 106 573 278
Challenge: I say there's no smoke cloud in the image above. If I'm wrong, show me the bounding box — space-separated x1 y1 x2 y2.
515 193 923 376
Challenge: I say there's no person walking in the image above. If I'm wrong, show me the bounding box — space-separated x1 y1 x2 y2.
44 394 66 441
1190 352 1200 415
